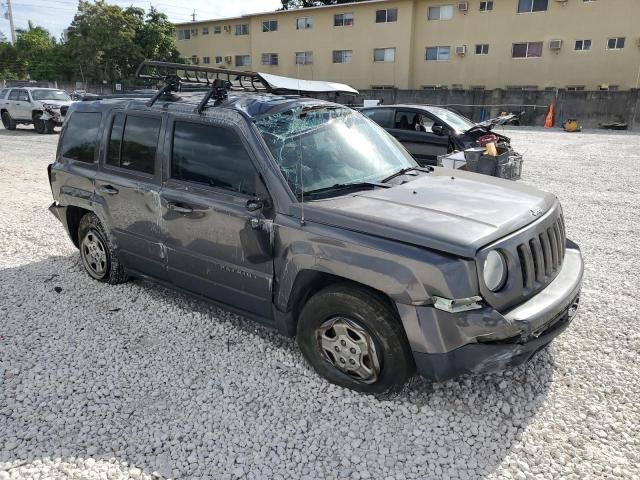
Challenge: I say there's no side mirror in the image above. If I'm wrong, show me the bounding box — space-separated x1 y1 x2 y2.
431 124 446 136
245 198 263 212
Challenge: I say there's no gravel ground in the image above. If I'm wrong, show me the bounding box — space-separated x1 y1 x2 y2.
1 125 639 480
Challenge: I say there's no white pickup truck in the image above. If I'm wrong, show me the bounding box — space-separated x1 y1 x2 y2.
0 87 73 133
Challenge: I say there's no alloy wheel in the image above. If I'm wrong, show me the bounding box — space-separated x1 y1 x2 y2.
81 229 108 279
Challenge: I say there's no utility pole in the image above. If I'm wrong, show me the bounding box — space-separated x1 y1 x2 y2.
5 0 16 44
191 10 196 22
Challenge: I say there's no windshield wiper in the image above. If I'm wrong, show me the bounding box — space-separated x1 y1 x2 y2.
304 181 389 198
381 166 433 183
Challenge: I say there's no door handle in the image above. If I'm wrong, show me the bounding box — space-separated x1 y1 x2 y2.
98 185 119 195
167 202 193 214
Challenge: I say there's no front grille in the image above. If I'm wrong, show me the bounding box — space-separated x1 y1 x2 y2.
516 215 566 291
60 106 68 116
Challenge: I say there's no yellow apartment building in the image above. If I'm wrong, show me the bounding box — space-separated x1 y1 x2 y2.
174 0 640 91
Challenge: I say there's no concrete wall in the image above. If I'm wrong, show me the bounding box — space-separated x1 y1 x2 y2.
319 88 640 130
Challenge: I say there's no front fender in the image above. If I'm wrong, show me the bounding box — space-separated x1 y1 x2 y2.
273 216 479 311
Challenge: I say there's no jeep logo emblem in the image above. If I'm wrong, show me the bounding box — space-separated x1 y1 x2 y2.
530 207 544 217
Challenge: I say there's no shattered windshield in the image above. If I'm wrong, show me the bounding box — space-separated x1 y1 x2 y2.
426 107 476 133
255 106 416 198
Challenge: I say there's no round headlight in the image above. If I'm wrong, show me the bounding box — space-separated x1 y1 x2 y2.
483 250 507 292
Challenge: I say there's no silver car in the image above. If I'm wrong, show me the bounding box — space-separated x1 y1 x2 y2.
1 87 73 133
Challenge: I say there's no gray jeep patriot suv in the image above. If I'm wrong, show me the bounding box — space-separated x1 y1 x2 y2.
48 63 583 393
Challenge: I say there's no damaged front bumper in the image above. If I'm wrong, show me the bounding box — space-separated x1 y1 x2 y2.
399 246 584 381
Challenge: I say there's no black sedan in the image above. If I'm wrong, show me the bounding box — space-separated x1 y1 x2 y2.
361 104 518 166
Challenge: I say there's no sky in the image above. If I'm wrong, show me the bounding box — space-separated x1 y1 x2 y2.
0 0 282 41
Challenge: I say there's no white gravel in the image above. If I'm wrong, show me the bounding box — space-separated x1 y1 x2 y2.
1 125 639 479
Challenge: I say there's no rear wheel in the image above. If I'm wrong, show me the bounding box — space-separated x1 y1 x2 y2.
1 111 16 130
78 213 127 284
297 284 415 394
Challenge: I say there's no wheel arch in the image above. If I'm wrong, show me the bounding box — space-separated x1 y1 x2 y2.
66 205 92 248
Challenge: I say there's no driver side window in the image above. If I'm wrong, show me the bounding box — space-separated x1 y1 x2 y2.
171 121 257 197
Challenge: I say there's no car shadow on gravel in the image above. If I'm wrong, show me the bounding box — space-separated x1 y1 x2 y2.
1 254 556 479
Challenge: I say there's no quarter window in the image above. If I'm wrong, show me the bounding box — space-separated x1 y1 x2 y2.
333 50 353 64
426 46 450 61
262 20 278 32
296 16 313 30
373 48 395 62
480 1 493 11
8 90 20 100
334 13 354 27
517 0 548 13
375 8 397 23
107 113 161 175
512 42 543 58
607 37 625 49
428 5 453 20
61 112 102 163
575 40 591 51
171 121 257 196
295 51 313 65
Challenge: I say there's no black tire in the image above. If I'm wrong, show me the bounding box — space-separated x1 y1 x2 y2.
78 212 128 284
1 111 16 130
45 120 56 134
34 116 46 134
297 284 415 394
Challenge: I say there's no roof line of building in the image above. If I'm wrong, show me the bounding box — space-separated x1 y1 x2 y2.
174 0 393 26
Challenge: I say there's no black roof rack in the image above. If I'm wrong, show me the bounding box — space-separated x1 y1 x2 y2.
135 60 359 113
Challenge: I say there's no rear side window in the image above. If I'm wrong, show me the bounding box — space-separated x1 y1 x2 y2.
8 90 19 100
171 121 257 196
61 112 102 163
107 113 161 175
362 109 394 128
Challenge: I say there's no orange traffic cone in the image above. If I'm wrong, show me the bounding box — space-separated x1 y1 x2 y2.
544 104 554 128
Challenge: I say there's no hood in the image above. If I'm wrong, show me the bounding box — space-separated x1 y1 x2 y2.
475 113 519 130
43 100 74 108
292 169 557 257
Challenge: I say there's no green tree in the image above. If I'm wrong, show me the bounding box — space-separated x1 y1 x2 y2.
14 22 64 80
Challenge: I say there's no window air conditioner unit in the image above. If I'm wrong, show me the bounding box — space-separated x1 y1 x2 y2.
455 45 467 56
458 2 469 11
549 39 563 51
223 25 231 32
224 56 232 64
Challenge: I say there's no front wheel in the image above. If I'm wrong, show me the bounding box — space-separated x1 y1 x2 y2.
34 115 54 134
78 213 127 284
297 284 415 394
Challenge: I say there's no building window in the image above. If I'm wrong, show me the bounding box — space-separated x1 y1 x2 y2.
202 27 209 35
295 51 313 65
202 56 210 64
475 44 489 55
262 20 278 32
235 23 249 35
235 55 251 67
177 29 190 40
375 8 397 23
425 46 450 61
512 42 543 58
214 26 221 34
428 5 453 20
215 56 223 64
261 53 278 66
370 85 396 90
334 13 354 27
575 39 591 51
296 16 313 30
567 86 585 91
607 37 625 49
190 55 199 65
333 50 353 64
517 0 548 13
480 1 493 11
373 48 395 62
